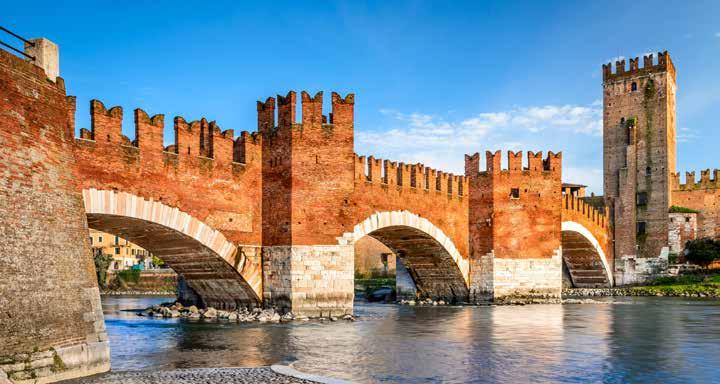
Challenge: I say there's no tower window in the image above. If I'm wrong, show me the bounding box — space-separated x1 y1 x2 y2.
637 192 648 206
646 166 651 176
510 188 520 199
637 222 647 235
631 82 638 92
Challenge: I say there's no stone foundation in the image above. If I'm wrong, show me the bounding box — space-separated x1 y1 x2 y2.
470 249 563 302
262 245 354 317
614 248 669 286
0 340 110 384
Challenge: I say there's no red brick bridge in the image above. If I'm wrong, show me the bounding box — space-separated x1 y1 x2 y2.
1 40 614 383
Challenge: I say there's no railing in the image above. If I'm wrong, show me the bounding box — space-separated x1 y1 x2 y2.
0 26 35 60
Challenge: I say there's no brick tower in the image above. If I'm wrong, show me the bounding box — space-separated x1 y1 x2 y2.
602 52 677 284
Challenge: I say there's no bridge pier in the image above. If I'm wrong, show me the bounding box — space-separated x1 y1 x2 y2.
262 245 355 317
469 251 563 302
0 45 110 382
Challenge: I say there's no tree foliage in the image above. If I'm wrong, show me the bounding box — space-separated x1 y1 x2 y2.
93 250 114 288
685 238 720 267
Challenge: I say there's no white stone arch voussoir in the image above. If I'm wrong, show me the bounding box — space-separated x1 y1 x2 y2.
338 210 470 285
561 220 614 287
82 189 238 264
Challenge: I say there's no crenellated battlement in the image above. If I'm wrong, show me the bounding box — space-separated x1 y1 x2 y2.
671 169 720 190
602 51 675 83
72 99 262 170
354 154 467 198
256 90 355 137
464 150 561 175
563 194 609 230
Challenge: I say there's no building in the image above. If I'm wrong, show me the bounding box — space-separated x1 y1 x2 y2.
88 228 154 270
602 52 719 283
354 236 396 277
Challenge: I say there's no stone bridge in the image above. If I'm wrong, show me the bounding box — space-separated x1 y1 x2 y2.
2 41 606 382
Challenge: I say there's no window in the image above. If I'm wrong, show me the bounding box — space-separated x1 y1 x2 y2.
637 192 648 206
637 222 647 235
89 237 93 245
631 82 638 92
115 247 120 255
132 249 135 255
115 236 119 245
510 188 520 199
685 217 690 223
646 166 651 176
98 236 102 243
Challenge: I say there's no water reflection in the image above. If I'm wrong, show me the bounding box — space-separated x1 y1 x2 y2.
101 296 720 383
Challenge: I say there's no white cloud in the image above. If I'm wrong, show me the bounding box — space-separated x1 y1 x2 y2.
356 102 605 193
564 167 604 195
678 127 698 143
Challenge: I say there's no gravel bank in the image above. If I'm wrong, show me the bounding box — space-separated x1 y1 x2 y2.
62 367 325 384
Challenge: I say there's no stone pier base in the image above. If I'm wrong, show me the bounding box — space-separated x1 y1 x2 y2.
262 245 354 317
614 248 669 286
470 249 563 302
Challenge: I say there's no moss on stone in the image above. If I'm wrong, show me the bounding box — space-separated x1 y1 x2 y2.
669 205 699 213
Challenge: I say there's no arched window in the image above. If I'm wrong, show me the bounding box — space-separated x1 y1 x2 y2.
631 82 638 92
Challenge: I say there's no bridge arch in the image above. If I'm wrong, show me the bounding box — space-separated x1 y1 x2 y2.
82 189 260 308
339 210 469 302
561 221 614 287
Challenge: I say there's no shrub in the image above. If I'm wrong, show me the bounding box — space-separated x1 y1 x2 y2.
669 205 699 214
117 269 141 284
93 251 113 288
685 238 720 267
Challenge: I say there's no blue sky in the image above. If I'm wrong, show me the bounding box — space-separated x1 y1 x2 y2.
4 1 719 193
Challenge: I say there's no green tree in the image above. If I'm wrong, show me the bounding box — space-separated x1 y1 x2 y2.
93 250 114 288
685 238 720 268
152 255 165 268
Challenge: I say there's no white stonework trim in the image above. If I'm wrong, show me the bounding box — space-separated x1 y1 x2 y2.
562 220 614 287
82 189 238 263
339 210 470 284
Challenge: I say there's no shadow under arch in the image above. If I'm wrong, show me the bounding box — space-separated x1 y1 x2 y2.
341 210 470 302
83 189 260 309
561 221 613 288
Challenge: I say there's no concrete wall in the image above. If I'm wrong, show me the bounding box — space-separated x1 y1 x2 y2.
0 48 109 382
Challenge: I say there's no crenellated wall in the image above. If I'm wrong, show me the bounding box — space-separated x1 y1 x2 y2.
72 100 263 247
465 150 563 300
671 170 720 240
351 154 469 258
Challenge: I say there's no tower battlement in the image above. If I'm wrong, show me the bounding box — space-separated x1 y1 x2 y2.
256 90 355 137
464 150 561 175
602 51 675 83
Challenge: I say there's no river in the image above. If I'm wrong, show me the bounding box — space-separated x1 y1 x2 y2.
100 296 720 383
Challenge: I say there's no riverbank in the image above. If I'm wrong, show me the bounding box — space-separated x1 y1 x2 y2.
101 290 175 296
565 273 720 298
62 366 345 384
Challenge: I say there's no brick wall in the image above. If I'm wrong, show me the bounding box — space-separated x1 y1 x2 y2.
603 52 676 261
0 49 109 381
671 171 720 240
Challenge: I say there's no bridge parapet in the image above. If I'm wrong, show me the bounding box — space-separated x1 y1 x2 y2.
561 194 613 287
354 154 468 198
671 169 720 190
73 98 263 177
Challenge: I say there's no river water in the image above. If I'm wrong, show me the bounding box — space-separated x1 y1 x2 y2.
101 296 720 383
